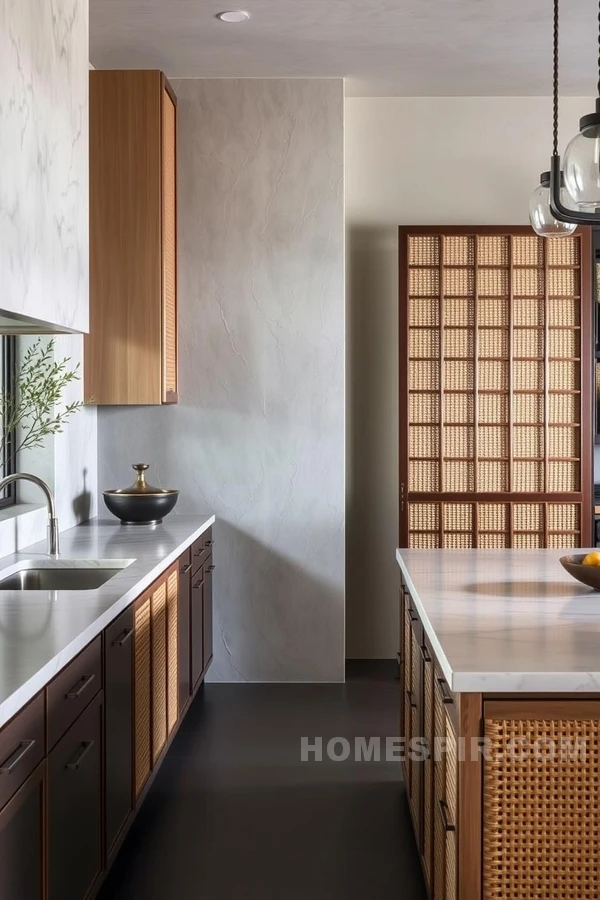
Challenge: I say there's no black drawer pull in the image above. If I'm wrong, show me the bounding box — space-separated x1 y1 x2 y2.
193 580 203 590
193 548 202 557
420 644 431 663
181 563 192 574
66 673 96 700
408 608 418 623
66 741 94 771
0 740 35 775
406 689 417 711
436 677 454 705
437 798 455 833
205 539 214 546
207 565 216 572
112 628 133 648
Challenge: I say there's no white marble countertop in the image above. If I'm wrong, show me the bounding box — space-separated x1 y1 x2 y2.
396 548 600 693
0 514 214 728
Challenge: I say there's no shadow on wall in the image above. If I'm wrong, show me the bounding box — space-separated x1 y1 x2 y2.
72 468 92 524
207 520 345 684
346 225 400 660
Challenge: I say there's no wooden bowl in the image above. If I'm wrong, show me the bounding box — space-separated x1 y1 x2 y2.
560 554 600 591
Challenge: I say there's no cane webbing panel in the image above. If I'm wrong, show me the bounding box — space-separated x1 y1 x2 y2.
134 596 152 797
166 567 178 735
423 654 434 890
483 715 600 900
403 230 587 550
445 720 458 900
152 579 168 764
410 629 421 830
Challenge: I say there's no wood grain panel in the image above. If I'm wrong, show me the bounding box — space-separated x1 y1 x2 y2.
87 70 177 405
166 564 179 735
162 85 178 402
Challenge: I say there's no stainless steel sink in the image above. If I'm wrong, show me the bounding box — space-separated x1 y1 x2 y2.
0 559 135 591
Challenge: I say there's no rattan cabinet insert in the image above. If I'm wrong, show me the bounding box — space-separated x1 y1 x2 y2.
399 227 593 549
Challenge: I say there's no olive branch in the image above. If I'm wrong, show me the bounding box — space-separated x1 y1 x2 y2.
0 338 86 468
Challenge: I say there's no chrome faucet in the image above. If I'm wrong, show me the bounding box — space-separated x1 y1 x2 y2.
0 473 59 557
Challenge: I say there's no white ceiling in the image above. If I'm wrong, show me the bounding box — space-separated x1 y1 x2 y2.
90 0 597 97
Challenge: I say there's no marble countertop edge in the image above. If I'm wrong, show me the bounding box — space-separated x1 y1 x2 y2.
0 514 215 729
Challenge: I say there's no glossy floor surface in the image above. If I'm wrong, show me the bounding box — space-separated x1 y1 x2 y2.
98 662 426 899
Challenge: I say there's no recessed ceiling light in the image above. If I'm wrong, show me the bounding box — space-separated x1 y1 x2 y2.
216 10 250 23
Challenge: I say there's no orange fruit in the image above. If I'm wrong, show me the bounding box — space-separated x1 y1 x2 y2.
582 551 600 567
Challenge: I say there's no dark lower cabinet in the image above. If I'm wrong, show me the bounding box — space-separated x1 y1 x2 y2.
48 692 103 900
191 573 204 689
105 606 134 857
0 761 45 900
178 549 192 713
203 557 214 671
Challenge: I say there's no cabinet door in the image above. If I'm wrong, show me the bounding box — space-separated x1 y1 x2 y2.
203 556 214 672
409 623 423 848
432 684 458 900
0 761 45 900
191 571 204 689
178 550 192 713
152 578 168 763
166 565 179 734
134 593 152 797
105 605 134 856
402 596 413 787
421 640 434 894
161 84 178 403
48 692 103 900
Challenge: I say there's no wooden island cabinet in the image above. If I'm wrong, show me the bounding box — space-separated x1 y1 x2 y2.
0 526 213 900
400 557 600 900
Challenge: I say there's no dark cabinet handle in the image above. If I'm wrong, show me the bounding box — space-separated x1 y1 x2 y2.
181 563 192 574
207 565 216 572
436 677 454 705
406 689 417 711
112 628 133 647
420 644 431 664
408 608 418 622
193 547 202 557
193 580 202 590
66 741 94 771
0 740 35 775
437 798 455 833
66 673 95 700
205 540 214 546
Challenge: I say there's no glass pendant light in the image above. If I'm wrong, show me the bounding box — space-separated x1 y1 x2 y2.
549 0 600 225
529 171 577 237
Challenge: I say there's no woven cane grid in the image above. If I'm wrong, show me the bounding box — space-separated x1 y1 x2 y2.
514 328 544 358
479 360 509 391
478 297 509 327
512 235 544 266
513 426 544 459
513 268 544 298
478 235 509 266
483 716 600 900
443 235 475 266
479 328 509 358
479 461 509 492
514 298 544 327
546 236 579 265
513 461 544 492
408 235 440 266
479 426 509 459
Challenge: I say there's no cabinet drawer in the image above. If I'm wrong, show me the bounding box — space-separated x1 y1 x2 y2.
0 693 44 813
191 528 213 573
47 637 102 750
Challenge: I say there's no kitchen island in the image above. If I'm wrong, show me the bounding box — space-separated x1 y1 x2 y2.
397 548 600 900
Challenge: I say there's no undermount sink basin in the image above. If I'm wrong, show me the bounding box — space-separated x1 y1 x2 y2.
0 559 135 591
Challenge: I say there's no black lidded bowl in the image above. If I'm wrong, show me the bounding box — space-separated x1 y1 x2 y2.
103 463 179 525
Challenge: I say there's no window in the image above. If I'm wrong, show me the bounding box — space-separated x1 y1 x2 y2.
0 336 16 510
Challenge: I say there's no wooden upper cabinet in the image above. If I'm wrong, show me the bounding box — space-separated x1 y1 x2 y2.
87 70 178 405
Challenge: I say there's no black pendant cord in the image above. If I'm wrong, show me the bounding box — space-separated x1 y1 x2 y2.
598 0 600 98
553 0 559 156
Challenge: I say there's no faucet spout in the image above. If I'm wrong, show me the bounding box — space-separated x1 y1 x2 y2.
0 473 59 557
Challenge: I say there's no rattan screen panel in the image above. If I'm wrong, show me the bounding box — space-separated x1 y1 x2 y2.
401 229 591 550
483 714 600 900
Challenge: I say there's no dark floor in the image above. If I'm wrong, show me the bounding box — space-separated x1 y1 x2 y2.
98 662 426 899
